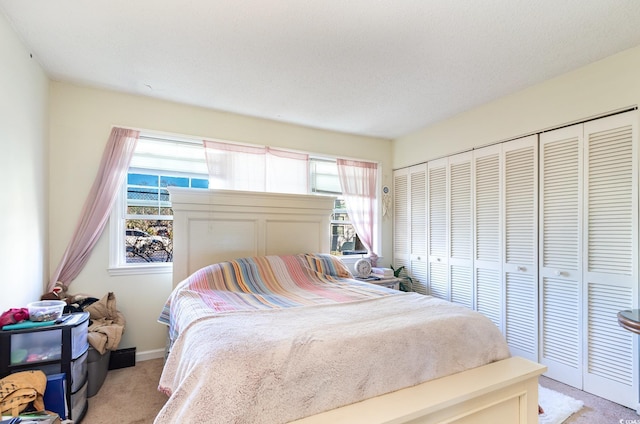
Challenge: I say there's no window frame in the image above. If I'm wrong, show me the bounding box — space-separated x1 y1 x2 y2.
108 133 381 275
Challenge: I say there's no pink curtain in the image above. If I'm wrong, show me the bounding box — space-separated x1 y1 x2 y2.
266 148 308 194
204 140 308 194
48 127 140 291
204 140 267 191
336 159 378 266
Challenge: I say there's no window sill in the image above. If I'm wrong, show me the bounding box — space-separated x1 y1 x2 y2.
108 263 172 277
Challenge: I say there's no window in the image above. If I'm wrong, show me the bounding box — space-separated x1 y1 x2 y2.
110 134 374 274
109 136 209 273
310 159 362 255
124 171 208 264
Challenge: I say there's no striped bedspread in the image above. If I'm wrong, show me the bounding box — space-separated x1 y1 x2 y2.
159 253 397 341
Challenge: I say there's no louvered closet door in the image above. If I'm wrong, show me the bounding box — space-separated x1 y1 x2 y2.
474 144 503 331
539 124 583 388
393 166 428 294
448 152 474 308
409 165 428 294
503 135 538 361
393 168 410 275
583 111 638 409
428 158 449 299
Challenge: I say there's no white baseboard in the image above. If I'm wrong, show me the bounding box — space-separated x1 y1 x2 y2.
136 348 165 362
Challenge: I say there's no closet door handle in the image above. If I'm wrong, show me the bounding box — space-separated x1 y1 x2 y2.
517 266 526 272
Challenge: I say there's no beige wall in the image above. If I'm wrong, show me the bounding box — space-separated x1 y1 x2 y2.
0 13 49 312
49 82 393 356
20 15 640 357
393 44 640 169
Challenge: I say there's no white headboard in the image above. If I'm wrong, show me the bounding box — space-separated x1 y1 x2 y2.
168 188 336 287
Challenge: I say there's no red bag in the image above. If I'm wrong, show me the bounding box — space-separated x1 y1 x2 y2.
0 308 29 327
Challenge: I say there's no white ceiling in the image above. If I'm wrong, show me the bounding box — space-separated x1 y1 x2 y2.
3 1 640 139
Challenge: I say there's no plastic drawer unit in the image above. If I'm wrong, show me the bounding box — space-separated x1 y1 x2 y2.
0 312 90 422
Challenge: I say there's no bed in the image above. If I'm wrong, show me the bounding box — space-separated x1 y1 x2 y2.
156 188 546 424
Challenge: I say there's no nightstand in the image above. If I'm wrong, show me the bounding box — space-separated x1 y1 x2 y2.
357 277 401 290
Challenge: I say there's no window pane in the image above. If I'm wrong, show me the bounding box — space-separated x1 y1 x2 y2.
127 187 159 203
332 212 349 221
128 173 159 186
331 223 359 254
127 205 164 215
311 160 341 194
130 138 208 174
191 178 209 189
159 188 170 203
125 220 173 263
313 174 341 194
161 176 189 188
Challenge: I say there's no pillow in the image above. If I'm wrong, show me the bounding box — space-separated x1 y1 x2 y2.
302 253 353 278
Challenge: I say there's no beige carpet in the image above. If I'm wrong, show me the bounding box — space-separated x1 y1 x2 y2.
83 358 167 424
539 375 638 423
83 358 640 423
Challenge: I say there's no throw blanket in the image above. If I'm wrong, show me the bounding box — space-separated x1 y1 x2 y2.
156 295 510 424
159 254 396 342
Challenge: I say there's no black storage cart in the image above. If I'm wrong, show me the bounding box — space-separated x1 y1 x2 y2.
0 312 90 422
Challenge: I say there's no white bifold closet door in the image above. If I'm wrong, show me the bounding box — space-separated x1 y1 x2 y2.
474 144 503 331
503 135 538 362
540 110 638 410
473 137 538 358
393 164 429 294
583 112 638 409
539 124 583 388
448 152 474 308
409 164 428 294
427 153 473 305
428 158 449 299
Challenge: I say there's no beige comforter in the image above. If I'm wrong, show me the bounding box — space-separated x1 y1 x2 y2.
155 293 510 424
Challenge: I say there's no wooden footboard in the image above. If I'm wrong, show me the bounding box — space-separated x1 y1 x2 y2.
292 356 546 424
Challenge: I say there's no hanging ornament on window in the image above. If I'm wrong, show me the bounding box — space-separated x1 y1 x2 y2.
382 186 391 219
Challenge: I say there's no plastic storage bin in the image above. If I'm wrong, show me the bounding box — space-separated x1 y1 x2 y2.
87 347 111 397
11 329 62 364
26 300 66 322
71 350 88 392
71 318 90 358
71 381 88 419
